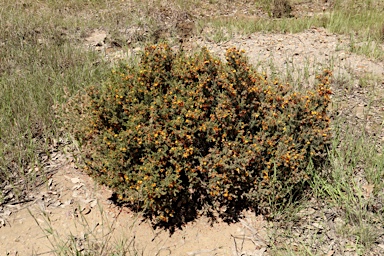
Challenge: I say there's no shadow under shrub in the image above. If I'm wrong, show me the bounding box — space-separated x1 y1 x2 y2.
62 43 332 231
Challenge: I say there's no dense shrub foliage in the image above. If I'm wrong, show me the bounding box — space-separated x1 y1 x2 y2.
63 44 332 229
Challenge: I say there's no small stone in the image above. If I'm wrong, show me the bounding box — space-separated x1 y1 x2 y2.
71 177 82 184
3 209 12 217
85 30 107 46
60 199 73 208
298 207 316 217
52 201 62 207
334 217 344 226
312 222 324 229
90 199 97 208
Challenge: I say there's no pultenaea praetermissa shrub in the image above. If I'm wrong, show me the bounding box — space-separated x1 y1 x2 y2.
63 43 332 229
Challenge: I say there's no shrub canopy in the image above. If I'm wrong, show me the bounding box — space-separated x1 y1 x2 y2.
63 44 332 231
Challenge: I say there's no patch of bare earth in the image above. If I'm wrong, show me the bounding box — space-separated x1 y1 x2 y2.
2 15 384 256
0 147 267 255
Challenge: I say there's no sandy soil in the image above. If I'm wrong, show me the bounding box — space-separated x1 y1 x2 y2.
0 149 267 255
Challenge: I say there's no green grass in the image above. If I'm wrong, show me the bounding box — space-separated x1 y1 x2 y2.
312 126 384 253
0 0 112 202
266 118 384 255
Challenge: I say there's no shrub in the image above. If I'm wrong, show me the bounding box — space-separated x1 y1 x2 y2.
63 43 332 230
272 0 292 18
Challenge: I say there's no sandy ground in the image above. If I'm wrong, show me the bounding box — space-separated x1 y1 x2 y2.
0 151 268 255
